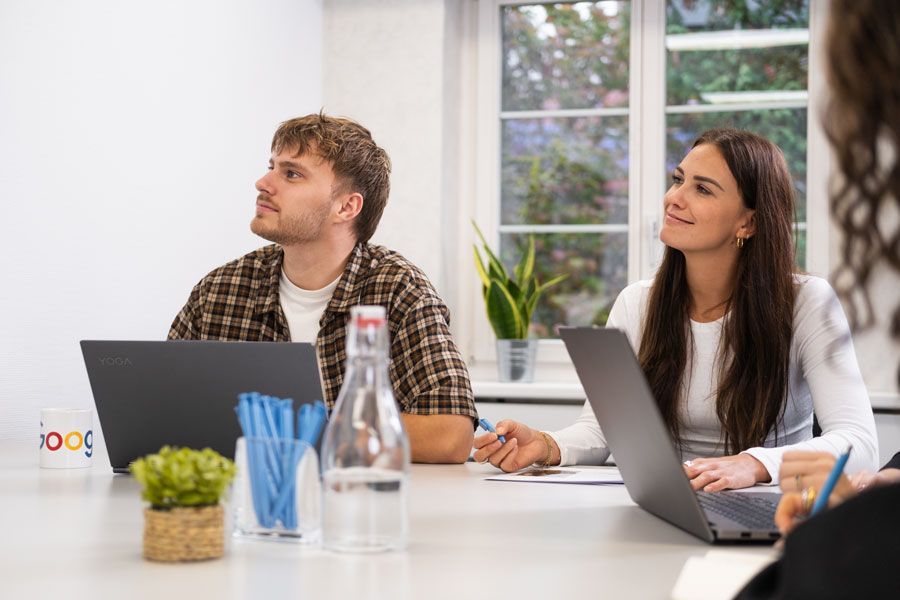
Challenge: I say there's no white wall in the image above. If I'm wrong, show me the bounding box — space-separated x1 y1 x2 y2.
322 0 465 309
832 247 900 401
0 0 323 441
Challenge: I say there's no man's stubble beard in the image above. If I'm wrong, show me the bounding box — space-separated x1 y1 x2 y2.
250 201 332 246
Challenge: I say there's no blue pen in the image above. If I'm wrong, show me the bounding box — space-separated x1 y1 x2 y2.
478 418 506 443
811 444 852 515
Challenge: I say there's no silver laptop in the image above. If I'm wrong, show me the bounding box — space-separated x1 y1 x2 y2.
80 341 323 473
560 327 781 543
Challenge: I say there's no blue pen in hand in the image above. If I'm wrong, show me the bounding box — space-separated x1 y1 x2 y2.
478 418 506 443
811 444 852 515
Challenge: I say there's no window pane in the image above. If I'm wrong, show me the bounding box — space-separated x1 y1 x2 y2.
665 1 809 269
667 0 808 32
498 2 631 341
666 109 807 268
501 2 630 111
666 1 809 106
795 227 806 268
502 116 629 225
500 232 627 337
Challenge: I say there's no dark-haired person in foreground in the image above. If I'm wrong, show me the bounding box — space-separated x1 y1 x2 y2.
737 0 900 597
474 128 878 489
169 113 477 464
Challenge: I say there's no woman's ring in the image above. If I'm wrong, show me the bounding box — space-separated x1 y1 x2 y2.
801 487 817 513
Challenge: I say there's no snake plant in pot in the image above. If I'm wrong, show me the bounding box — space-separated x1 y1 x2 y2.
472 222 567 382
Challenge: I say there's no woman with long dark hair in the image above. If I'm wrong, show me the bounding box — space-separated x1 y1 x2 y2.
474 128 879 491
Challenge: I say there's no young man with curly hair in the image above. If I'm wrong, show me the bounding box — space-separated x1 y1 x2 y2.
169 113 477 463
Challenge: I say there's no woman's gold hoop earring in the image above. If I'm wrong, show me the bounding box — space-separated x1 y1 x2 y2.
736 236 745 249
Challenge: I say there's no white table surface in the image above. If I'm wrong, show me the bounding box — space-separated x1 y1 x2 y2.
1 442 774 600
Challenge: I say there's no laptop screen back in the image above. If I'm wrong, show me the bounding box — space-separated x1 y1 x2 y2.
559 327 714 541
80 340 323 471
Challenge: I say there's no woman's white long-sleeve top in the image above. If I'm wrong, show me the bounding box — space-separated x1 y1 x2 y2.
547 275 879 483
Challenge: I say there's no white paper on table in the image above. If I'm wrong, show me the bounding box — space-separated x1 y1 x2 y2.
670 549 777 600
484 466 623 485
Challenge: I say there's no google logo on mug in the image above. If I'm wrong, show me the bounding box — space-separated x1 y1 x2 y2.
39 408 94 469
40 424 93 457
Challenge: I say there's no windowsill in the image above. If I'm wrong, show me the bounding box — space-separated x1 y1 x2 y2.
872 393 900 412
466 357 579 384
473 380 585 403
472 382 900 411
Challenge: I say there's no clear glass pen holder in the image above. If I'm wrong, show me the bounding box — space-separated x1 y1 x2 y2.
233 437 321 544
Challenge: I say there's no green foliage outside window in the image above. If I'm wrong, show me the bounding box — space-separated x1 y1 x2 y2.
666 0 809 105
502 3 630 336
499 1 810 337
502 2 630 111
666 0 810 267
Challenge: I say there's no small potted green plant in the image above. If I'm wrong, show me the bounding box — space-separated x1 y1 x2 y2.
472 222 567 382
131 446 236 562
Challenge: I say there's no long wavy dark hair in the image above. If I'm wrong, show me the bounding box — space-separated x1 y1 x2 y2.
638 129 798 454
824 0 900 387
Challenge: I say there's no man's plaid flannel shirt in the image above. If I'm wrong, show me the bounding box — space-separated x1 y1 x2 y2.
168 243 477 424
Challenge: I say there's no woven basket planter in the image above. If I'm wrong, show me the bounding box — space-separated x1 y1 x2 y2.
143 505 225 562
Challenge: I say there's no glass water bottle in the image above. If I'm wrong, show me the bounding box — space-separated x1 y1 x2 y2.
320 305 411 552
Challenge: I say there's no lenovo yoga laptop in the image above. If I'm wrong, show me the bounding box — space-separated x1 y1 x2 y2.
80 340 323 473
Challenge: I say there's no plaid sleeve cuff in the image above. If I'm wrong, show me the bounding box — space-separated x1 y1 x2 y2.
389 300 477 423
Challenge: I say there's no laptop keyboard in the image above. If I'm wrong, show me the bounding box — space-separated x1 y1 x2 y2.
696 491 778 530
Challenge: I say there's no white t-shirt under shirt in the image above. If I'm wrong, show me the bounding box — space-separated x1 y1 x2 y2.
278 269 341 344
549 275 879 483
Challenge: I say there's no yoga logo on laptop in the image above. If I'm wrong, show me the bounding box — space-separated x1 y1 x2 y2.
98 356 133 367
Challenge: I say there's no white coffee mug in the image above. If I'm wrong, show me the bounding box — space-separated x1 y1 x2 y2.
40 408 94 468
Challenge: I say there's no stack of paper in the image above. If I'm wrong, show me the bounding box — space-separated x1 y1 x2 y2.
484 466 624 485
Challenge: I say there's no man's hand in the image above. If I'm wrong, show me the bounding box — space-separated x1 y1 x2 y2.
683 453 770 492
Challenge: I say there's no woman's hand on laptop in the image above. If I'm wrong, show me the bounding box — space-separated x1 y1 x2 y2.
472 420 555 472
682 454 770 492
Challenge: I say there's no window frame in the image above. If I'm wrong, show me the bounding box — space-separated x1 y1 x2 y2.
464 0 830 380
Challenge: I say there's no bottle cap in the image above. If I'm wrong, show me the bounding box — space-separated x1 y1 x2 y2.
351 305 386 328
